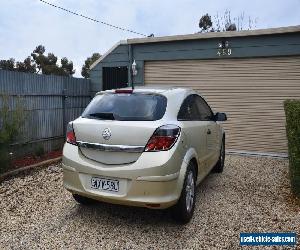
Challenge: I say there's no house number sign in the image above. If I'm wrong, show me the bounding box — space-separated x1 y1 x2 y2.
217 41 232 56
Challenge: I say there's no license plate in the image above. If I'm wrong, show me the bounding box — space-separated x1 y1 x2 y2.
91 177 119 192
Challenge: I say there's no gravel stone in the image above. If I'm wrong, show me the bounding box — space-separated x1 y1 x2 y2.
0 155 299 249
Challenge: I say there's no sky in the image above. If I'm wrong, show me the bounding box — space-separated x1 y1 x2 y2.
0 0 299 77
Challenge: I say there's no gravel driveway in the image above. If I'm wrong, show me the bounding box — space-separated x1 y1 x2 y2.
0 155 299 249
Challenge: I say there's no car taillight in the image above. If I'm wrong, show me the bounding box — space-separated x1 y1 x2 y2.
66 123 77 145
145 125 181 152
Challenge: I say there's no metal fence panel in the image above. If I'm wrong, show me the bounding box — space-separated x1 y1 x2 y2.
0 70 91 156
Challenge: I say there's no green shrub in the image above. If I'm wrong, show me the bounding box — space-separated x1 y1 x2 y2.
284 99 300 197
0 94 25 174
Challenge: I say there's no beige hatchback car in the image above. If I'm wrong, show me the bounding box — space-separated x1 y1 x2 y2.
63 87 227 223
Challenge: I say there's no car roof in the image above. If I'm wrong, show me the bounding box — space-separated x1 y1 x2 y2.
97 86 196 97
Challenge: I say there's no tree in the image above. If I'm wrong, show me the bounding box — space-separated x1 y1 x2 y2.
61 57 75 76
0 57 36 73
199 10 257 32
33 45 46 55
0 58 15 71
199 14 213 32
16 57 36 73
81 53 101 78
0 45 75 76
31 45 46 73
31 45 75 76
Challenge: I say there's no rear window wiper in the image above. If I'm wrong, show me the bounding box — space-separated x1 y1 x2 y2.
87 112 115 120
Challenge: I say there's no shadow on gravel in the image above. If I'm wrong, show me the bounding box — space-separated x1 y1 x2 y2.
66 173 217 229
72 200 176 226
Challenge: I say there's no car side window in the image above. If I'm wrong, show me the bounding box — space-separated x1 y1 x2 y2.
194 95 213 121
177 95 201 120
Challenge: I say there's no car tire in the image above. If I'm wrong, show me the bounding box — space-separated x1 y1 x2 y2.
212 136 225 173
72 194 96 205
172 162 196 224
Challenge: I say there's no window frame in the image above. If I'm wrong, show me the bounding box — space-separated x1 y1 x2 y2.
177 94 214 121
194 95 214 121
177 94 200 121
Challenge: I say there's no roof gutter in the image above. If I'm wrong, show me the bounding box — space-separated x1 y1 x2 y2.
127 25 300 45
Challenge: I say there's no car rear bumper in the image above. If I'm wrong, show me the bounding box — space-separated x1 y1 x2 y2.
63 165 180 209
62 143 186 209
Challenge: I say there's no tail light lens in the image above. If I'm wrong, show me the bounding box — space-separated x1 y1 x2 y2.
145 125 181 152
66 123 77 145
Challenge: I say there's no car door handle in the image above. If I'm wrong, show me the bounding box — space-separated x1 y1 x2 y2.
207 129 211 135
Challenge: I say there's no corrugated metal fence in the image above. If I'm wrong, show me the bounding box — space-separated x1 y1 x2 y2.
0 70 91 155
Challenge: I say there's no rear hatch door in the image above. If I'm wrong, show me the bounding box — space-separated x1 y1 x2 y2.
73 92 167 165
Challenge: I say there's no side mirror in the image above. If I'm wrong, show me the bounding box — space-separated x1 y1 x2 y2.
214 112 227 122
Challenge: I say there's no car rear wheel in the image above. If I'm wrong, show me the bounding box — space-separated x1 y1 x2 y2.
212 136 225 173
72 194 96 205
172 162 196 224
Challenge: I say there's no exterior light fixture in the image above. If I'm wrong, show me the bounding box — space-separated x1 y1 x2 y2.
132 60 138 76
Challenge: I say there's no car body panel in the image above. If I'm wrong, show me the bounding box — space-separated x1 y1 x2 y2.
206 121 222 169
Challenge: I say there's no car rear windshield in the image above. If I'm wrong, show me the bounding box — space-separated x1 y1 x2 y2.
82 93 167 121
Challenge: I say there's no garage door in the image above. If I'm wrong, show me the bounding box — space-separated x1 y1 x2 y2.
144 56 300 156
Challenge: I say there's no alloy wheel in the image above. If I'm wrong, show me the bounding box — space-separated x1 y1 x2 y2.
220 141 225 166
185 171 195 212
